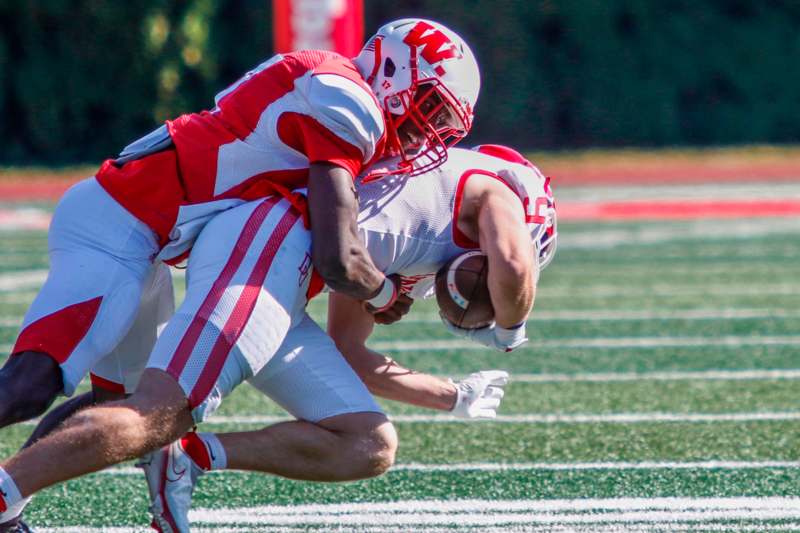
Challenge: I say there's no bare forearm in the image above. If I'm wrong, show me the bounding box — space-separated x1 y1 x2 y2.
313 239 385 298
478 191 536 328
327 291 450 409
308 163 384 299
349 346 457 411
488 262 534 327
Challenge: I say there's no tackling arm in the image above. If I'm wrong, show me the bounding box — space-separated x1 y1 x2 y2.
307 163 388 301
328 292 508 418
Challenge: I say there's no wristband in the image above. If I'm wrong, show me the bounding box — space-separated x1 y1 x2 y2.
494 322 528 351
366 278 397 312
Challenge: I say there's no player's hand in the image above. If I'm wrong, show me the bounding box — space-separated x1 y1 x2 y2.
450 370 509 419
372 294 414 325
440 314 528 352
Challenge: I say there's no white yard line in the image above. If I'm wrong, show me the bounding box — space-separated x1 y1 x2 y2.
1 269 799 296
19 410 800 428
205 411 800 425
188 509 800 527
37 527 800 533
561 217 800 250
0 269 180 294
396 460 800 471
370 335 800 352
4 307 797 328
186 497 800 528
537 283 800 298
98 460 800 477
0 292 38 305
191 496 800 514
402 307 800 323
2 307 794 328
0 270 47 291
528 308 800 321
0 207 51 231
40 529 153 533
35 495 800 531
509 368 800 383
38 526 800 533
40 476 800 532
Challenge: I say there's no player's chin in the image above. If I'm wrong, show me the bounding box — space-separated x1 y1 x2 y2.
398 130 425 154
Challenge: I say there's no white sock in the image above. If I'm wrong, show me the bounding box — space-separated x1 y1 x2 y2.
0 467 28 521
199 432 227 471
180 431 227 471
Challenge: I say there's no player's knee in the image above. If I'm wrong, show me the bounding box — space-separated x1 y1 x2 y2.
362 421 397 477
344 418 397 479
120 370 194 448
123 396 191 448
320 412 396 479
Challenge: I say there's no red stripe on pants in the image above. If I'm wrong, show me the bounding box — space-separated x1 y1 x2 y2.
166 197 281 381
188 206 301 407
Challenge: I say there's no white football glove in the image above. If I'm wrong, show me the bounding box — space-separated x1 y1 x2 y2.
440 314 529 352
449 370 509 419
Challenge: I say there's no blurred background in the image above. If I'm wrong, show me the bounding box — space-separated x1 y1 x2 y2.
1 0 799 165
2 3 800 529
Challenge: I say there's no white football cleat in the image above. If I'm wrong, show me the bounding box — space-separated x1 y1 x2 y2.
0 497 31 533
137 441 205 533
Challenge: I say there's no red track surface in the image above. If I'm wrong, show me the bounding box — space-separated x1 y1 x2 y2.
0 181 74 202
546 161 800 186
3 199 800 226
2 161 799 221
558 200 800 221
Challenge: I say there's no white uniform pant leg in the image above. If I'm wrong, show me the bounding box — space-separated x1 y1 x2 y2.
145 197 312 422
11 178 160 396
89 261 175 393
248 313 383 423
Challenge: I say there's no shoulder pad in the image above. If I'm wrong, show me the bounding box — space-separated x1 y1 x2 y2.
304 72 385 163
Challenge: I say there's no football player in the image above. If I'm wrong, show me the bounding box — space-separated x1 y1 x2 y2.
0 19 478 436
0 145 556 532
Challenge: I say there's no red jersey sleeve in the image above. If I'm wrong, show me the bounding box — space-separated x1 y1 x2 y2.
290 60 385 179
276 112 365 178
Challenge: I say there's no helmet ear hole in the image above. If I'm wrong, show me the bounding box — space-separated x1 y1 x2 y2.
383 58 396 78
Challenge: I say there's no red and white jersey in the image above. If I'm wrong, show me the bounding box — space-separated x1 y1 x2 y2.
96 50 385 262
356 147 554 298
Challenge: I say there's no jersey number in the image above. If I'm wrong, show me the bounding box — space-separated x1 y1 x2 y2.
523 196 549 225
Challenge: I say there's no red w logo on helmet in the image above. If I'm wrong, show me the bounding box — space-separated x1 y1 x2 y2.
403 21 461 66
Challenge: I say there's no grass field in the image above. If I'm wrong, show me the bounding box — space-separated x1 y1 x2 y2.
1 181 800 531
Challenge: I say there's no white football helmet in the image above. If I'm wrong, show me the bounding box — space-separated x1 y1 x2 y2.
355 19 480 176
472 144 558 270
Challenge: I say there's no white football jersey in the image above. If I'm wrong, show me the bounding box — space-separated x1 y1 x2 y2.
356 147 555 299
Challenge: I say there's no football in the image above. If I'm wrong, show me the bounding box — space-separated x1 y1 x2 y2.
435 251 495 329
